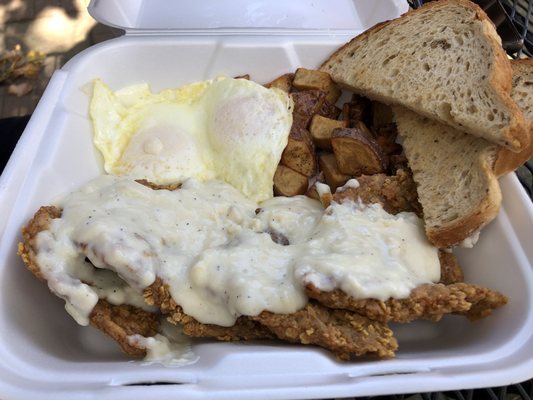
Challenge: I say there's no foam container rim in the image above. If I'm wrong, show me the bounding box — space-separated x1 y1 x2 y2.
0 1 532 399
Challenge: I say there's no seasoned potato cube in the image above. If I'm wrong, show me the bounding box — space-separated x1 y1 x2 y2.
371 101 394 127
331 122 387 176
342 95 371 127
318 100 342 120
291 90 326 128
265 73 294 92
292 68 341 105
318 153 352 191
309 115 348 150
376 136 403 156
293 68 331 91
273 165 309 197
373 123 402 156
280 124 317 177
373 123 398 142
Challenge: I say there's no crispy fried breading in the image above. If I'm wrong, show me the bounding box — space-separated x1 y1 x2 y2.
453 284 510 321
90 300 159 357
438 251 464 284
18 206 61 282
145 278 397 358
333 169 422 216
252 302 397 360
332 171 464 285
18 205 158 357
304 282 507 323
135 179 181 191
145 278 275 341
180 318 275 341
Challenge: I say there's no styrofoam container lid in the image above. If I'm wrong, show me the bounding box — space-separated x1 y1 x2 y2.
0 1 532 399
87 0 408 33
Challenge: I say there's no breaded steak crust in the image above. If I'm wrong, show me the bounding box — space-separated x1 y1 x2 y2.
145 278 397 359
18 206 159 357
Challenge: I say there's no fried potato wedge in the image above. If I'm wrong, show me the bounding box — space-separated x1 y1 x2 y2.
291 89 326 128
274 165 309 197
318 153 352 191
265 73 294 92
317 100 342 120
292 68 341 105
341 95 371 127
309 115 348 150
371 101 394 127
331 122 388 175
280 124 317 177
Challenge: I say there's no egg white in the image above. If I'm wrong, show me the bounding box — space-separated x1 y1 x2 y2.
89 77 293 202
204 78 294 202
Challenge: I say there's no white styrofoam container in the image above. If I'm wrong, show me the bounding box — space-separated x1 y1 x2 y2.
0 1 532 399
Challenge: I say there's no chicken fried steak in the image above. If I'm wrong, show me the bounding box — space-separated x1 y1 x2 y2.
17 173 507 360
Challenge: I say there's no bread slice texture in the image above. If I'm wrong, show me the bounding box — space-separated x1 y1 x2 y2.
394 106 502 248
494 58 533 175
320 0 527 152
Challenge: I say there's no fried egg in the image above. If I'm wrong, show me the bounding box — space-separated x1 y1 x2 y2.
89 77 293 202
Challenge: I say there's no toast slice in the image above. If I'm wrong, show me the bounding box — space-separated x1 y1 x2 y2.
394 106 502 248
494 58 533 175
320 0 527 152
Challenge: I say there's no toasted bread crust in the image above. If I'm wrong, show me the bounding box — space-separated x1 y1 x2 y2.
494 58 533 175
482 17 528 152
426 150 502 248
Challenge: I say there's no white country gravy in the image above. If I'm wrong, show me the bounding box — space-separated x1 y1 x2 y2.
127 320 198 366
34 175 440 327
